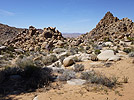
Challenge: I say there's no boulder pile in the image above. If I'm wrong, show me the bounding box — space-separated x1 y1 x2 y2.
81 11 134 42
4 26 65 51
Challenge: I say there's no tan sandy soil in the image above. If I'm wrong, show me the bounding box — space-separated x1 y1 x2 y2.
8 58 134 100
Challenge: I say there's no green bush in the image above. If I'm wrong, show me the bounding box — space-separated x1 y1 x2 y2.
123 48 133 53
127 37 134 41
94 49 101 55
104 37 111 42
7 46 16 52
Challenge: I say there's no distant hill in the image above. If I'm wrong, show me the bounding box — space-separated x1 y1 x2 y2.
62 33 83 38
0 23 25 44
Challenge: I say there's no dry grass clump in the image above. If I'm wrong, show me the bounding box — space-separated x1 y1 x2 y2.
123 48 134 54
15 56 34 68
122 76 129 83
73 64 84 72
42 54 58 65
58 70 76 81
80 71 118 88
128 52 134 57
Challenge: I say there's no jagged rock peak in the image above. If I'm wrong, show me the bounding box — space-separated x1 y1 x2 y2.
82 11 134 42
96 11 119 28
103 11 114 19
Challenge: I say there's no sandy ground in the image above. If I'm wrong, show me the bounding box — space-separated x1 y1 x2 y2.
8 58 134 100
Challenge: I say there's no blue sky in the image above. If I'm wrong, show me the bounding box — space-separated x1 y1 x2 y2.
0 0 134 33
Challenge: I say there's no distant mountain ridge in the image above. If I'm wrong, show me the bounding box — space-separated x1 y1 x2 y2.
62 33 83 38
0 23 25 44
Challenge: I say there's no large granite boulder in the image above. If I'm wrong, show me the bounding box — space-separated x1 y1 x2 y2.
63 57 75 67
97 50 120 61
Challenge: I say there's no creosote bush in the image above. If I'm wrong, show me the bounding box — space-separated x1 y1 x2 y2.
73 64 84 72
80 71 118 88
94 49 101 55
58 70 76 81
0 66 54 95
127 37 134 41
42 54 58 65
91 54 98 61
15 56 34 68
68 47 79 55
123 48 134 54
103 37 111 42
128 52 134 57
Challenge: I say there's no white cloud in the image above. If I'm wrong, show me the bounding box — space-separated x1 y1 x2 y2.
0 9 15 16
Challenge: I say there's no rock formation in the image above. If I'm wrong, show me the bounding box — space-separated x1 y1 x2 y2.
4 26 65 51
83 11 134 42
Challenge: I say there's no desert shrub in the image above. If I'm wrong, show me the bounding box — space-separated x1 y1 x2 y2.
69 47 79 55
0 70 5 84
42 54 58 65
3 67 22 75
94 49 101 55
80 71 117 88
58 70 76 81
49 50 54 54
15 56 34 68
131 41 134 45
80 71 94 80
22 66 53 89
52 68 65 74
73 64 84 72
92 44 102 50
78 46 86 52
128 52 134 57
91 54 98 61
53 48 66 54
8 51 14 58
122 76 129 83
127 37 134 41
123 48 132 53
7 46 16 52
49 55 58 62
104 37 111 42
0 47 15 58
104 62 113 67
24 51 31 56
59 56 65 64
0 66 54 95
